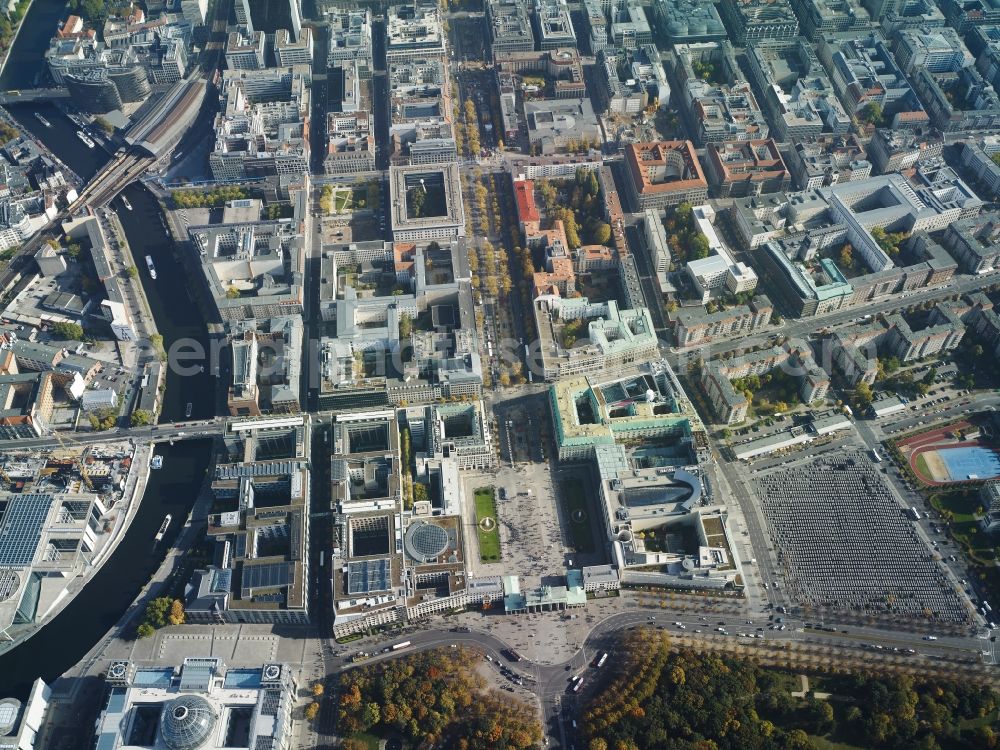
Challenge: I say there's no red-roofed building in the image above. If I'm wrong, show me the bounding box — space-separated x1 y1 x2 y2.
524 219 568 253
393 242 417 282
514 180 540 231
625 141 708 210
57 15 84 37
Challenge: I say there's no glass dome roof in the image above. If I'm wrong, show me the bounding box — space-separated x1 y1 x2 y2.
159 695 218 750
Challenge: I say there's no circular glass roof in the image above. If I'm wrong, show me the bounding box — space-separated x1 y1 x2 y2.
160 695 218 750
404 522 450 562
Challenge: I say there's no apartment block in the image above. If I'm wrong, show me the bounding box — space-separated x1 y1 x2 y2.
720 0 800 45
486 0 535 57
274 27 313 67
819 33 925 119
327 8 372 69
942 213 1000 273
325 112 376 174
673 42 769 145
791 0 871 39
704 139 789 198
611 2 653 50
583 0 610 53
533 297 659 381
533 0 577 50
894 27 971 75
192 419 311 625
209 67 310 183
911 65 1000 133
673 295 773 347
941 0 1000 35
745 39 850 141
701 345 828 424
385 5 446 62
624 141 709 210
959 139 1000 198
866 128 943 174
786 134 870 190
225 30 266 70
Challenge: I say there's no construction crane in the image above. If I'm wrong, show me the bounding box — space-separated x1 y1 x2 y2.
78 457 94 492
48 430 95 491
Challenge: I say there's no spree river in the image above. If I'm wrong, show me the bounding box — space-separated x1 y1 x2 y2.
0 180 217 700
0 0 71 91
0 4 219 699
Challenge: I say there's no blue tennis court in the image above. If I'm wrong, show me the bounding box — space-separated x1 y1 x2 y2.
939 447 1000 481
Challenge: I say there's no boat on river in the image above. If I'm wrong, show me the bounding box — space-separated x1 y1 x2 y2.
154 514 172 543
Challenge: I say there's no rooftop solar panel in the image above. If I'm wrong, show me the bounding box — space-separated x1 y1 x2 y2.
0 494 53 567
347 558 391 595
241 561 293 594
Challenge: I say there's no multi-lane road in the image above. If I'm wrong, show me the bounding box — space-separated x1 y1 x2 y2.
668 270 1000 364
325 600 995 749
0 418 226 451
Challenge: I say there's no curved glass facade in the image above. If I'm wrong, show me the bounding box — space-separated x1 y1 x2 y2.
159 695 218 750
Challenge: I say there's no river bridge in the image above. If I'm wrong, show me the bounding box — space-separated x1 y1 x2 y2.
0 88 69 104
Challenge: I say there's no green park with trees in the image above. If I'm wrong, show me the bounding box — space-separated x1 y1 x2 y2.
135 596 185 639
583 630 1000 750
0 0 31 56
536 170 612 249
663 202 710 265
731 368 801 418
51 321 84 341
337 647 541 750
172 187 250 209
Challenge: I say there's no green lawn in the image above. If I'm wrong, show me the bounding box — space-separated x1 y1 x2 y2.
332 189 352 213
346 733 380 750
914 452 930 481
474 487 501 562
351 187 369 209
807 736 865 750
930 490 996 563
561 478 595 553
